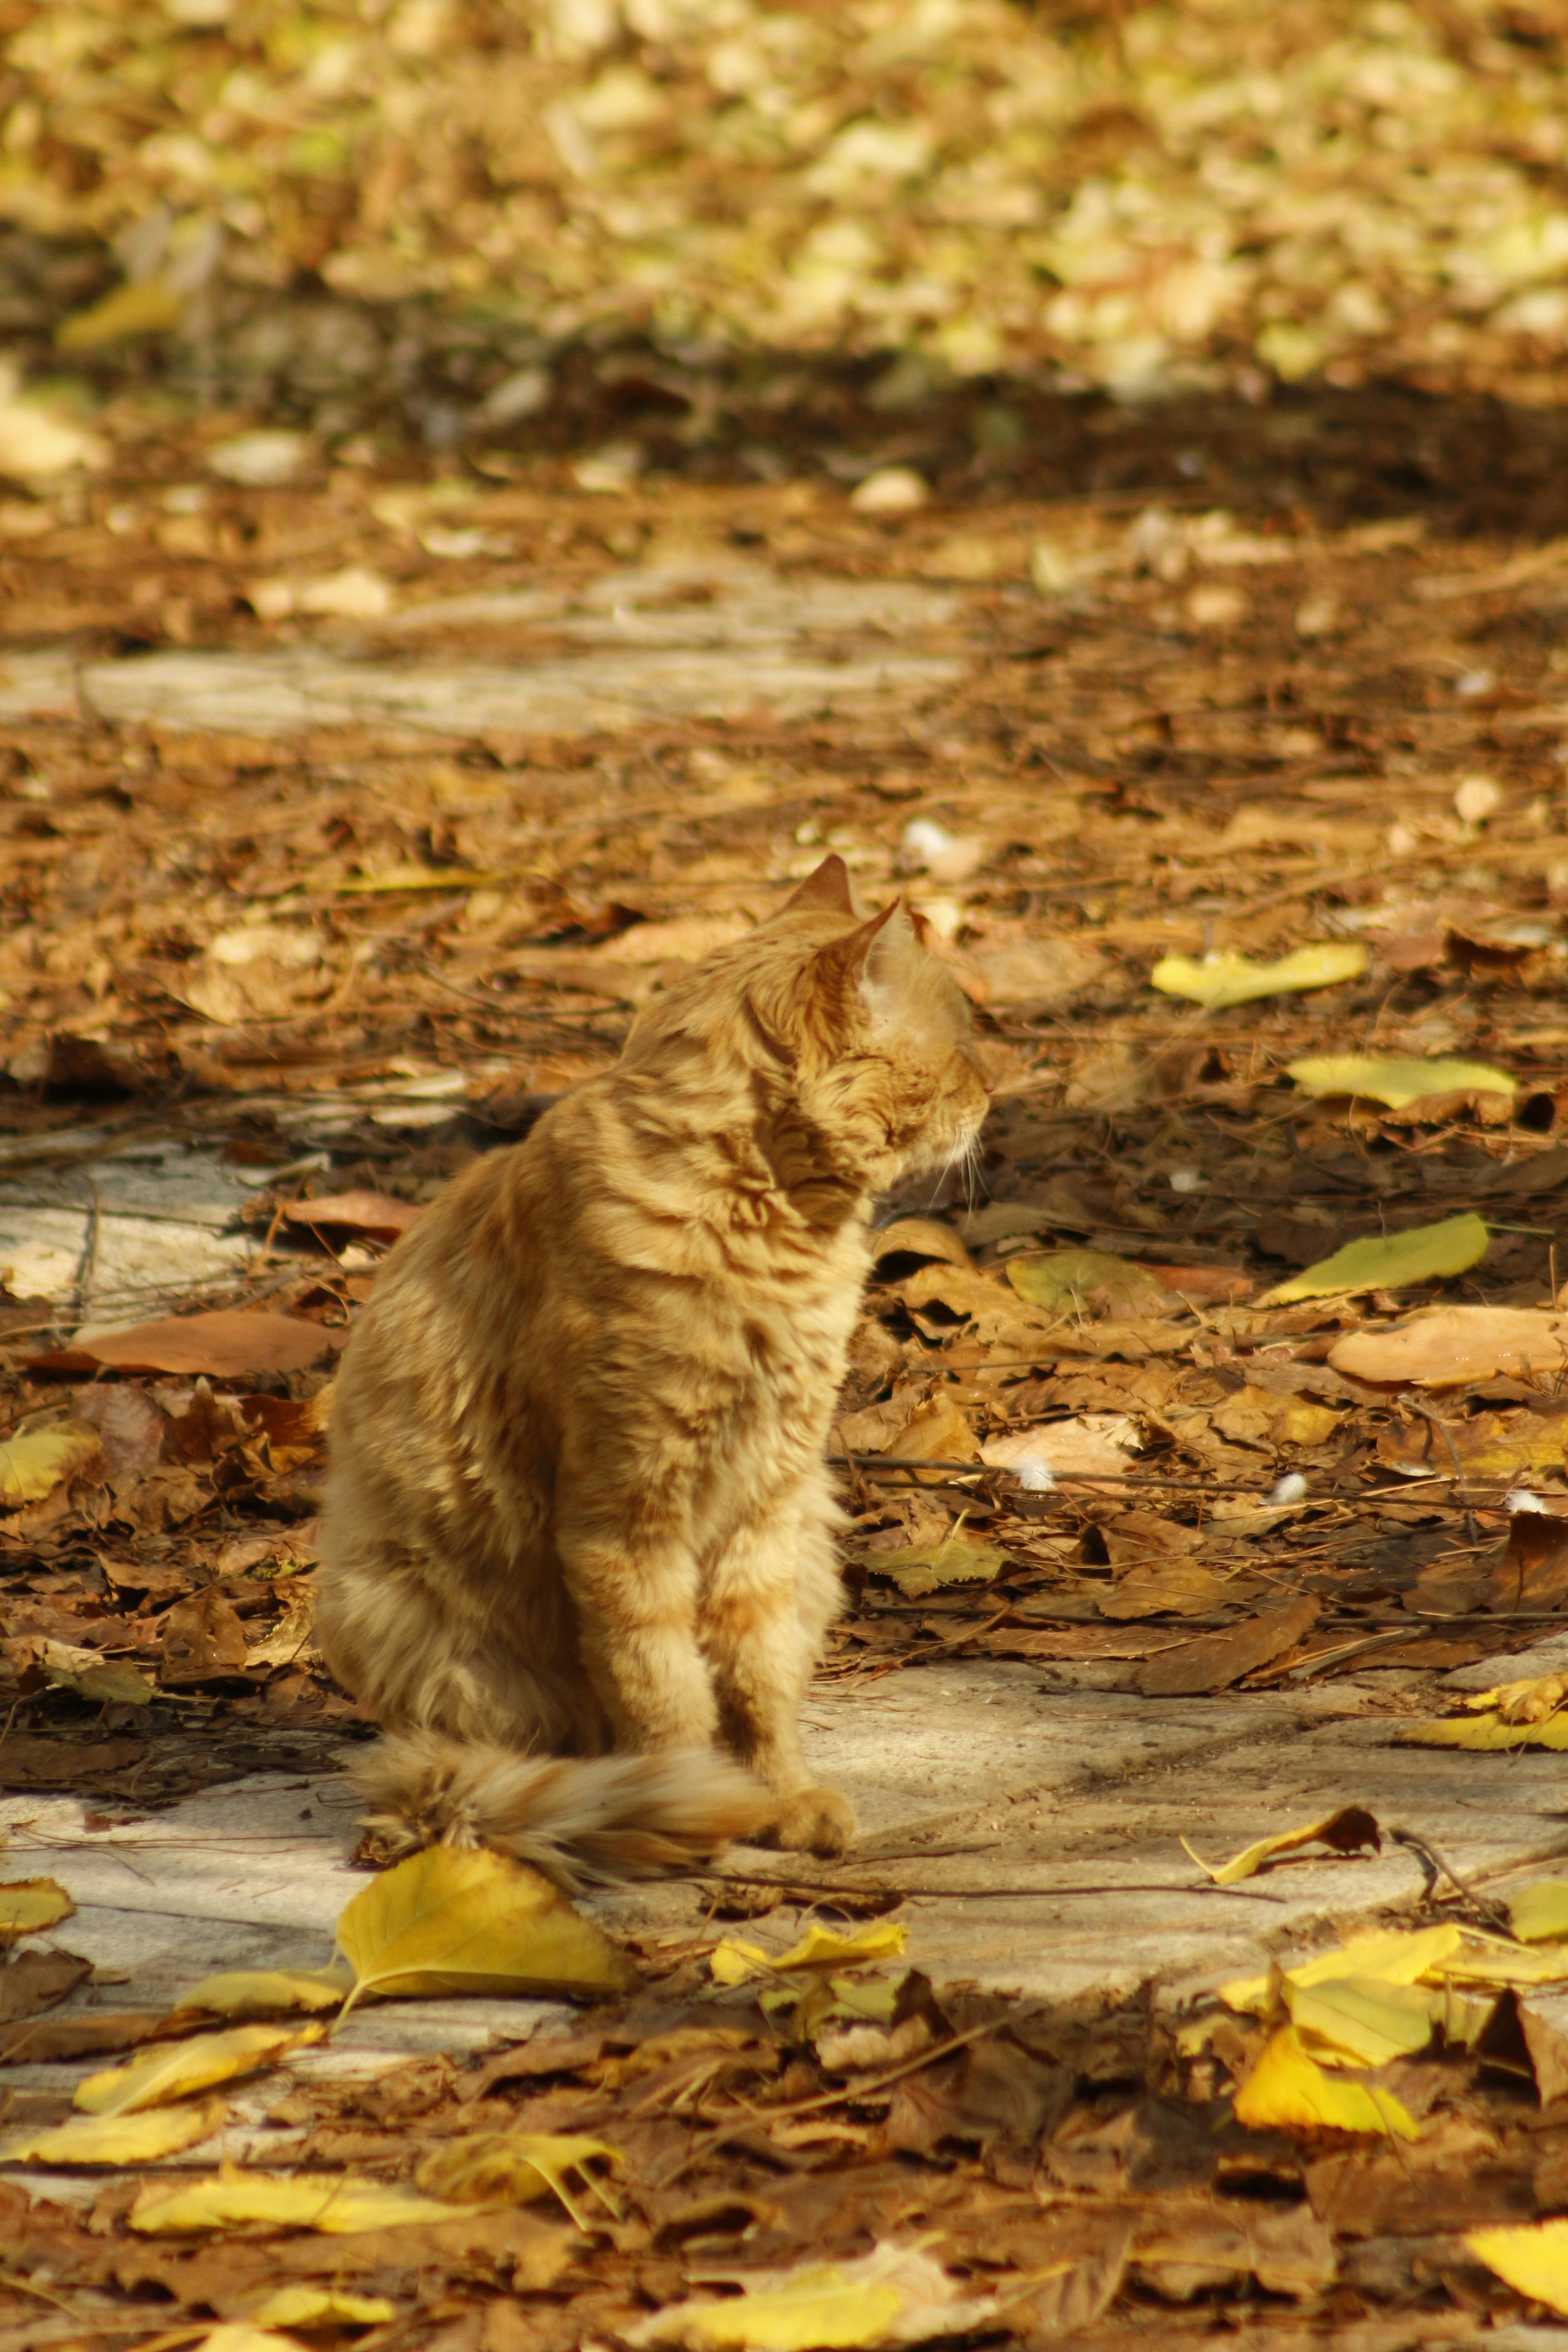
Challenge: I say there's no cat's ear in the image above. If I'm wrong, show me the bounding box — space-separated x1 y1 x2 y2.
782 853 857 916
812 898 903 993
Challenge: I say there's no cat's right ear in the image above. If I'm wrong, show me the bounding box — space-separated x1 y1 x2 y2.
781 854 856 917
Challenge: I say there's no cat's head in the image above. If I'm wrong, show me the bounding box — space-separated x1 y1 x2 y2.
630 854 991 1193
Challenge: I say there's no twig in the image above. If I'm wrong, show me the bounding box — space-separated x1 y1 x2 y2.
1388 1825 1511 1930
76 1173 102 1324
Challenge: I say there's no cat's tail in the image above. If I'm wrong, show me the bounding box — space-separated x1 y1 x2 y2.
351 1730 772 1891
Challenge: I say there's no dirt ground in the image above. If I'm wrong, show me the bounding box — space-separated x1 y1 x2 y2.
9 376 1568 2344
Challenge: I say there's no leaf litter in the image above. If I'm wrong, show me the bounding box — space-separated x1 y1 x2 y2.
10 27 1568 2341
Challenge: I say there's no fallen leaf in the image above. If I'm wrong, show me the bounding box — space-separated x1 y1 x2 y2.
75 2022 321 2114
37 1641 156 1706
1151 943 1366 1009
1467 2219 1568 2318
1210 1387 1344 1447
1377 1404 1568 1480
334 1847 633 2010
1098 1561 1236 1619
161 1589 251 1684
56 279 183 351
865 1533 1009 1599
1220 1924 1467 2015
1232 2026 1418 2138
983 1414 1144 1481
1260 1213 1489 1304
130 2172 472 2236
1285 1976 1439 2068
1006 1249 1172 1317
1330 1305 1568 1388
1137 1595 1320 1696
30 1311 339 1377
0 2095 228 2167
1477 1669 1568 1725
879 1391 980 1483
246 2289 396 2328
280 1193 422 1242
1288 1054 1516 1109
1182 1805 1381 1886
174 1966 353 2019
870 1219 970 1269
709 1920 907 1988
623 2238 1004 2351
1400 1713 1568 1752
1509 1882 1568 1942
0 1878 74 1941
0 1421 101 1507
0 1948 91 2020
416 2130 622 2230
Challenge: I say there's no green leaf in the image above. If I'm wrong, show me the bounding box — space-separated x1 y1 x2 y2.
1151 944 1366 1009
1287 1054 1516 1109
1261 1213 1488 1304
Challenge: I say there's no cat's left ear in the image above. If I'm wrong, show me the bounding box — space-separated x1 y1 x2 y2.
813 898 916 997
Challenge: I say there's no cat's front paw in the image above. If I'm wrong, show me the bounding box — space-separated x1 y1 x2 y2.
764 1784 856 1857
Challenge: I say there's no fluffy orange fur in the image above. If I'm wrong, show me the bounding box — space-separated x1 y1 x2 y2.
315 856 990 1886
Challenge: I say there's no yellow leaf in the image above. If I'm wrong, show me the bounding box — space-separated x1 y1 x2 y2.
334 1846 633 2012
1481 1671 1568 1725
1285 1977 1437 2068
1467 2218 1568 2316
173 1967 353 2019
190 2329 306 2352
246 2289 396 2328
1400 1713 1568 1751
1429 1939 1568 1988
0 1877 73 1940
1151 944 1366 1009
1288 1054 1517 1110
56 280 183 352
416 2130 621 2230
1509 1880 1568 1943
76 2023 322 2115
1005 1248 1169 1315
623 2238 1001 2352
1182 1805 1381 1887
866 1534 1008 1599
129 2172 472 2237
0 2095 227 2167
710 1920 906 1986
0 1423 100 1507
1260 1213 1488 1305
1232 2026 1417 2138
1219 1923 1464 2015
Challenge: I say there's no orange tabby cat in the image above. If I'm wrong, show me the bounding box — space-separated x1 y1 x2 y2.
315 855 990 1886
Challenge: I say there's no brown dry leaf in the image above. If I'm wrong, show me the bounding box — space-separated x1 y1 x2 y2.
983 1415 1143 1479
160 1588 251 1684
880 1391 980 1483
0 1948 90 2020
1137 1595 1320 1696
1006 1250 1174 1317
870 1218 970 1269
1098 1562 1236 1620
31 1311 341 1377
280 1192 422 1242
1210 1387 1345 1447
1377 1405 1568 1480
865 1532 1009 1599
1329 1307 1568 1389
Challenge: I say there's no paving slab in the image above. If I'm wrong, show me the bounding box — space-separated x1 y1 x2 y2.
8 1655 1566 2091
